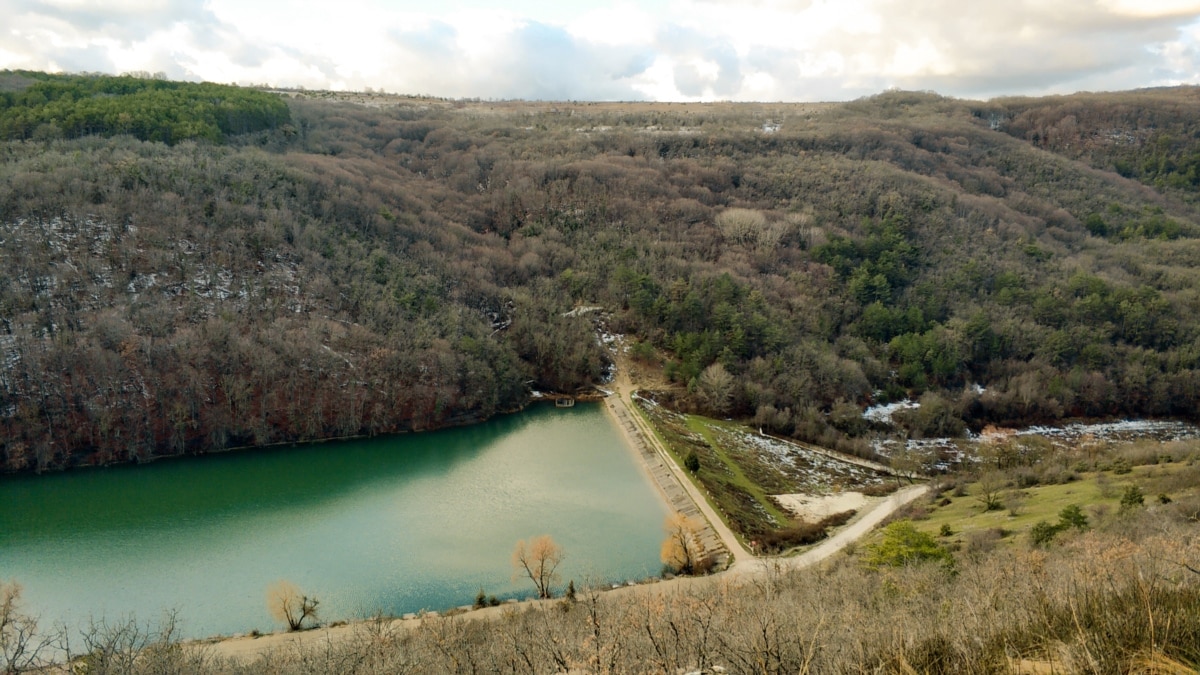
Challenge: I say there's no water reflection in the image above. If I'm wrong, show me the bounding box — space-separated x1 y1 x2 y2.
0 404 666 638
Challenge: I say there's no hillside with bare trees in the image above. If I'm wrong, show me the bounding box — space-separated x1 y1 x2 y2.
3 76 1200 472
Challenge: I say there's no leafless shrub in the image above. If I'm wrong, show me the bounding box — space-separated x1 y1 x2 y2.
714 208 788 249
65 610 212 675
1 581 58 674
1169 495 1200 523
964 528 1004 559
862 482 901 497
1005 490 1030 516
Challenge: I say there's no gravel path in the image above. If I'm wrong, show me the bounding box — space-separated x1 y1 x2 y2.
603 367 735 567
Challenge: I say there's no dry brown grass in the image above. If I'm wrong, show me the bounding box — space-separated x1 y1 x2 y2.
8 506 1196 673
178 513 1197 674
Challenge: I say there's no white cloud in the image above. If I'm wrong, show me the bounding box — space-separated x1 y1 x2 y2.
566 3 657 46
1099 0 1200 18
0 0 1198 100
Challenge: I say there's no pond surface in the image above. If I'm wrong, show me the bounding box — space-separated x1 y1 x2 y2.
0 403 667 639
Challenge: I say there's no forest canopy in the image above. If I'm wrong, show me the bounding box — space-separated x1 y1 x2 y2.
0 71 291 144
2 81 1199 472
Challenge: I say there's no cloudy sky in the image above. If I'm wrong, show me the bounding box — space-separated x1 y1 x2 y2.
3 0 1200 101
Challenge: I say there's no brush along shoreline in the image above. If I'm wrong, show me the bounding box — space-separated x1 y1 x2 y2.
203 485 927 663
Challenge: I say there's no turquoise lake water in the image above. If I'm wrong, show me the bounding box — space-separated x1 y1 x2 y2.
0 403 667 639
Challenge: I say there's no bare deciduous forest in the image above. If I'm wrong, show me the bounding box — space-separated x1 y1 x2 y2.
3 74 1200 472
2 72 1200 674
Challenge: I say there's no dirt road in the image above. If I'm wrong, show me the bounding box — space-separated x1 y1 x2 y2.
603 366 742 567
603 358 925 576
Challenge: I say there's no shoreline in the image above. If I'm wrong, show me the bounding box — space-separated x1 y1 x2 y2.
204 365 748 663
600 367 743 567
17 360 929 664
8 383 1197 479
201 484 929 663
1 400 532 477
602 392 676 518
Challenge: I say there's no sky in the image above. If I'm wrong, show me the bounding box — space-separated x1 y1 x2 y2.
2 0 1200 101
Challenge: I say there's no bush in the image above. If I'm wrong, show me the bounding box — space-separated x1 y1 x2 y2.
1169 495 1200 523
1058 504 1088 530
1005 490 1029 516
862 482 901 497
821 510 857 529
1038 466 1079 485
862 521 954 569
963 528 1004 558
684 451 700 473
1030 520 1061 547
757 522 828 553
906 505 931 521
756 511 857 554
1013 467 1040 488
1120 485 1145 512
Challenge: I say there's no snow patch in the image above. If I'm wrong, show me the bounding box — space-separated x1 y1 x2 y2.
872 418 1200 471
862 400 919 424
1017 420 1200 444
562 306 602 318
713 426 885 492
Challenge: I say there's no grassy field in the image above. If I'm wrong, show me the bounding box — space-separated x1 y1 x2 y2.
886 454 1200 552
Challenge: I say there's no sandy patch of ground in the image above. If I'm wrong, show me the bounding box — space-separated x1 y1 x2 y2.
774 491 869 522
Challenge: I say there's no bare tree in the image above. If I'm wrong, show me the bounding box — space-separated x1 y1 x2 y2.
266 580 320 631
66 611 194 674
715 208 764 246
1 581 56 675
696 363 735 415
512 535 564 599
975 470 1007 512
660 513 704 575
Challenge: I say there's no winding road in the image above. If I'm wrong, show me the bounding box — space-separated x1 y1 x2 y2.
602 362 926 576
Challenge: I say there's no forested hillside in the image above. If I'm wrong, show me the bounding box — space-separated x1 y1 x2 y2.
2 75 1199 472
0 71 291 143
985 87 1200 202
